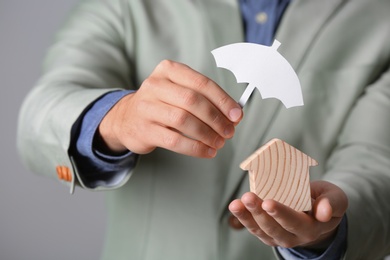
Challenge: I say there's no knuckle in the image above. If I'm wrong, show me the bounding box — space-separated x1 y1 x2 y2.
181 90 199 107
158 59 175 70
163 133 181 149
192 75 211 91
218 95 229 107
142 77 159 90
170 110 188 127
249 228 264 238
211 111 222 124
263 225 278 236
191 141 202 155
203 130 218 146
237 210 249 220
252 209 267 218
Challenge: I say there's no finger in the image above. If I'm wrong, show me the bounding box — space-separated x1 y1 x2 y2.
229 199 275 246
262 199 341 245
154 60 243 123
143 76 236 139
165 86 235 139
311 181 348 220
145 124 217 158
262 199 312 235
141 100 225 150
241 193 295 244
313 197 333 222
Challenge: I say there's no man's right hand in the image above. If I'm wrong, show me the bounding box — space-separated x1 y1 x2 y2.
97 60 243 158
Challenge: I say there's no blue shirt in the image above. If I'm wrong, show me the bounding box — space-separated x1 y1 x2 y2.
240 0 290 45
71 0 347 258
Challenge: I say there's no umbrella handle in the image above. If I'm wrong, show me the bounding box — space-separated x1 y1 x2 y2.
238 83 256 107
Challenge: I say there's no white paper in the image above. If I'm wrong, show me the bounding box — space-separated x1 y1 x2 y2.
211 40 304 108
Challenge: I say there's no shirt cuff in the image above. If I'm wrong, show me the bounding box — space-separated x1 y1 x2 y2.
277 215 348 260
72 90 137 189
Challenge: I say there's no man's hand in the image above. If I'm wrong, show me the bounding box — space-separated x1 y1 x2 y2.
229 181 348 249
98 60 243 158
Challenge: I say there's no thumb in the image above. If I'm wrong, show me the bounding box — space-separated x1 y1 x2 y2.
311 181 348 222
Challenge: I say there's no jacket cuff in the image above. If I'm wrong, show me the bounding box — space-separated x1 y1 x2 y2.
70 90 137 190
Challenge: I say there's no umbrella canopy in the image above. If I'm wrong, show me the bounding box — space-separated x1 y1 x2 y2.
211 40 304 108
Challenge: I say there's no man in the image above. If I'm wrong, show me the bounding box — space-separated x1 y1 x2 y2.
17 0 390 259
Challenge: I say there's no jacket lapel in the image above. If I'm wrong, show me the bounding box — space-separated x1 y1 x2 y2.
218 0 347 216
276 0 348 71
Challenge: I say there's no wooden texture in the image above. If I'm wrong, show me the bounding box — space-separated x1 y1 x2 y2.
240 138 318 211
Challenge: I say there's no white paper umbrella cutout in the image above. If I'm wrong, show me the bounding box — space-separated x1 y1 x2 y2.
211 40 304 108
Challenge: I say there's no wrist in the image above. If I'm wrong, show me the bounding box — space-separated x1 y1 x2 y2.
97 100 128 154
94 128 127 155
300 222 339 252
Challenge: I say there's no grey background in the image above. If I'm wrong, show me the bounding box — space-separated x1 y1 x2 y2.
0 1 106 259
2 1 390 260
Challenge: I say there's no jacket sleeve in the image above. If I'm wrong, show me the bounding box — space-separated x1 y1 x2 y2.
17 0 135 193
324 63 390 259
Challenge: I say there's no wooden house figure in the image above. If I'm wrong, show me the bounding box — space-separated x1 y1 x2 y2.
240 138 318 211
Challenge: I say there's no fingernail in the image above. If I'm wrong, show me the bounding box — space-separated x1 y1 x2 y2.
262 202 275 214
215 137 225 149
229 108 242 122
246 202 255 209
263 207 275 215
208 148 216 157
264 208 275 214
224 124 234 137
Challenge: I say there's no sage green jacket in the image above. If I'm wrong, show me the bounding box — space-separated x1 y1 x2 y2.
17 0 390 259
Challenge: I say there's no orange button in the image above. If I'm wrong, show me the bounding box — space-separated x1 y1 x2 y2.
228 214 244 230
56 166 72 182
